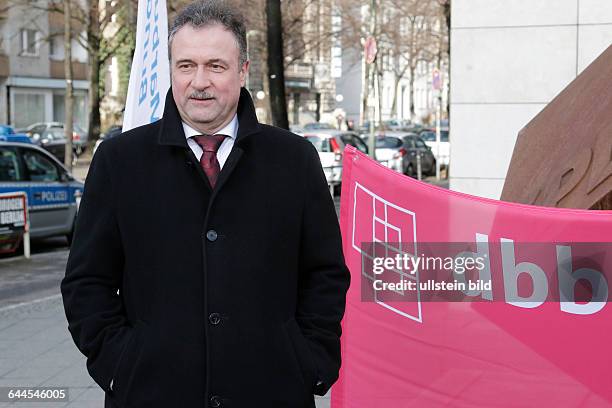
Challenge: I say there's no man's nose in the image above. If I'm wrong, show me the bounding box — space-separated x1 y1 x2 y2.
191 65 211 89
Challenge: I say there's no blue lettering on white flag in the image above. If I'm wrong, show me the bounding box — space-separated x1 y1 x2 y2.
136 0 162 122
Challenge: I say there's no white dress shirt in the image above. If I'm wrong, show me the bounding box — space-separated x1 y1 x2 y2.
182 114 238 170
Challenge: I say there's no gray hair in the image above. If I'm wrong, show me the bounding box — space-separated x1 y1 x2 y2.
168 0 248 67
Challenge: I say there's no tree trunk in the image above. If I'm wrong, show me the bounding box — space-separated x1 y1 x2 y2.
409 65 416 122
361 58 370 126
265 0 289 129
87 0 101 144
390 75 401 118
63 0 73 171
444 0 451 118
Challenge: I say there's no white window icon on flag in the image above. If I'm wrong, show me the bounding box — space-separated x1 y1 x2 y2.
352 182 423 323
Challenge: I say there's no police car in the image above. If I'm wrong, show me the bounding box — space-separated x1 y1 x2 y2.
0 141 83 244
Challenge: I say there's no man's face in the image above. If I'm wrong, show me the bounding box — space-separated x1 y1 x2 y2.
171 24 249 134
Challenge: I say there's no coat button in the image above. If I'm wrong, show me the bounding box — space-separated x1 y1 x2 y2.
209 313 221 325
206 230 218 242
209 395 222 407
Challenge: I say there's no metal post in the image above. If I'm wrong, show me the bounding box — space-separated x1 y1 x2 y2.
435 91 441 180
416 153 422 181
367 0 377 160
23 222 30 259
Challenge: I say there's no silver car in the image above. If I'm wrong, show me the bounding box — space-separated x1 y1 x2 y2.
303 130 369 194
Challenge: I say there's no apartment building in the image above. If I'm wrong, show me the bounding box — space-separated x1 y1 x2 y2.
0 0 89 129
335 2 449 127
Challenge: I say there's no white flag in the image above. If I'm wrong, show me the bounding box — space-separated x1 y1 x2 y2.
122 0 170 132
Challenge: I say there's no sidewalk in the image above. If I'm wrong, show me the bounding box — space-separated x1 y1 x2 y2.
0 253 331 407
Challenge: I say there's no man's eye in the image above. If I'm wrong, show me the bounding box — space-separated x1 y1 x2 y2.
211 64 224 72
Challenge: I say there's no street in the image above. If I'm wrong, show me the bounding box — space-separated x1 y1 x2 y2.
0 251 333 408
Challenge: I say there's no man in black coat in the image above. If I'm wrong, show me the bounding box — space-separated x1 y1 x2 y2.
60 1 350 407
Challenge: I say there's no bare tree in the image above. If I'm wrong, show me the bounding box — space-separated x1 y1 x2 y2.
381 0 442 121
330 0 449 123
63 0 74 170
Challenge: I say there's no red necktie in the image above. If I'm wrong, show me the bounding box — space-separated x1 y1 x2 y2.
192 134 227 188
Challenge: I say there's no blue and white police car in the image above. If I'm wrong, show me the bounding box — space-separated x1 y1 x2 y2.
0 141 83 244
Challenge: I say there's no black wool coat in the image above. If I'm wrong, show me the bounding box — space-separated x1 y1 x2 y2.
61 88 350 408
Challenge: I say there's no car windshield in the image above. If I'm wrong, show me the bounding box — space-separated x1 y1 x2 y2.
420 131 449 142
375 137 403 149
305 136 332 152
43 129 66 141
304 123 334 130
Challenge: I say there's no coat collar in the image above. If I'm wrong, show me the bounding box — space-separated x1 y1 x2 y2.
158 87 261 147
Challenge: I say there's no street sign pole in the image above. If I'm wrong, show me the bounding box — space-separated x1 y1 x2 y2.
433 68 442 180
364 35 377 159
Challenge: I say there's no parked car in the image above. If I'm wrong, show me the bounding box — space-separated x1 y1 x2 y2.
374 134 408 173
0 125 32 144
94 125 122 156
18 122 89 155
303 122 336 131
383 119 419 132
401 134 436 177
374 132 436 177
0 141 83 243
419 128 450 167
303 130 369 194
289 125 305 136
34 128 79 165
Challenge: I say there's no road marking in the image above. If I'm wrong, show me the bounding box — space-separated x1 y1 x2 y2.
0 293 62 313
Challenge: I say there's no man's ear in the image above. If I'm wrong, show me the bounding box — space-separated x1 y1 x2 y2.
240 60 250 87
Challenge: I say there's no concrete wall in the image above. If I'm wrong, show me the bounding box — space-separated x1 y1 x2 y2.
449 0 612 198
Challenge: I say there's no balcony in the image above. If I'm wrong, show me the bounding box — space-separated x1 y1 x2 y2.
48 7 84 31
48 10 63 30
0 0 7 19
50 60 88 80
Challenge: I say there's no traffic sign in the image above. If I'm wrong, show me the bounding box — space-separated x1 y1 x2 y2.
364 36 377 65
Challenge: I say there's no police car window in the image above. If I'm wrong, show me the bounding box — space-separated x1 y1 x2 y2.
22 150 59 182
0 148 22 182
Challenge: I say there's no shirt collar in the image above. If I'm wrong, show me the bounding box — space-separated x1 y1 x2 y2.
182 113 239 140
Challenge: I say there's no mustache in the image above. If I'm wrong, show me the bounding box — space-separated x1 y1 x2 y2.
189 91 214 100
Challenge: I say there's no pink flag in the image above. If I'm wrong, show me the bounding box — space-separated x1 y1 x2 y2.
334 146 612 407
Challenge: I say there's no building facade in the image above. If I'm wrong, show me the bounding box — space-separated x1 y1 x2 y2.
335 2 449 128
450 0 612 199
0 0 89 130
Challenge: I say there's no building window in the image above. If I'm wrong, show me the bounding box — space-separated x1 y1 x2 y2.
20 29 39 56
49 36 60 59
13 93 44 128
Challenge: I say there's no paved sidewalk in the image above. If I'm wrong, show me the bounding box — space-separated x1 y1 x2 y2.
0 254 331 407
